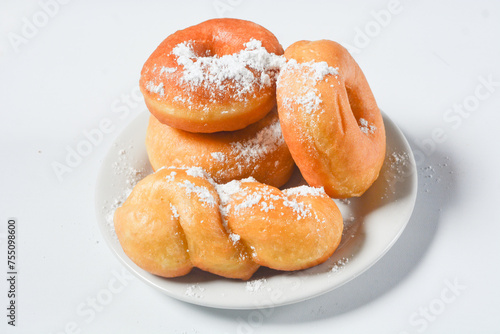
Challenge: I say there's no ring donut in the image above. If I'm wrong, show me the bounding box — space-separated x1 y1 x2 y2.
140 18 285 133
145 108 295 188
277 40 386 198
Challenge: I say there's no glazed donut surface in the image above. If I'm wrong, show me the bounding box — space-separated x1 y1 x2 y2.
140 18 285 133
277 40 386 198
145 108 295 188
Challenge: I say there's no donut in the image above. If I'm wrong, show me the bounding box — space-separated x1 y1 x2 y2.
145 108 295 188
114 167 343 280
114 167 258 279
139 18 285 133
222 178 343 272
276 40 386 198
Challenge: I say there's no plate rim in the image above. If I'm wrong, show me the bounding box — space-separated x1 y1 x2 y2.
95 110 418 309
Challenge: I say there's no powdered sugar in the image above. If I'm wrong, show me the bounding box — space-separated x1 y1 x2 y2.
283 185 326 197
215 179 243 206
170 203 180 219
185 166 209 179
170 39 285 101
165 171 177 182
383 151 413 198
103 145 149 238
185 284 205 298
201 118 286 180
173 94 193 105
146 81 164 96
224 183 322 220
234 192 262 211
157 118 285 181
282 197 312 220
294 90 323 114
280 59 338 85
160 165 210 181
246 278 267 292
229 232 241 244
160 66 176 75
177 179 216 207
359 118 377 134
215 178 255 218
260 201 275 212
278 59 339 114
230 120 284 164
328 257 350 275
210 152 226 162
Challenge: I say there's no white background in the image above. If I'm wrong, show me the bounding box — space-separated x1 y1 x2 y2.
1 0 500 333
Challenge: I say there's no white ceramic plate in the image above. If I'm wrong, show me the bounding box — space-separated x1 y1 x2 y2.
95 111 417 309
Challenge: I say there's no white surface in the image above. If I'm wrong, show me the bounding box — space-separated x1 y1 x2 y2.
1 0 499 333
95 111 417 309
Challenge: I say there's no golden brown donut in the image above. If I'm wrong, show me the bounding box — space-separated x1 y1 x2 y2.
276 40 386 198
114 167 258 279
223 181 343 271
140 18 285 133
114 167 343 280
145 108 295 188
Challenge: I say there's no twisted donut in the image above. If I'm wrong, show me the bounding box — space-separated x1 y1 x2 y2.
277 40 386 198
114 167 343 280
145 108 295 188
140 18 285 133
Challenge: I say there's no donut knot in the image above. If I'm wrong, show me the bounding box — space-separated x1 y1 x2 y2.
114 167 343 280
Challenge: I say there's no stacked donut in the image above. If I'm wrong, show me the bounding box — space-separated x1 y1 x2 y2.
140 18 294 188
114 18 386 280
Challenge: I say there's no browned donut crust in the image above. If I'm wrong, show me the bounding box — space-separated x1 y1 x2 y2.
114 167 343 280
140 18 284 133
277 40 386 198
145 108 295 188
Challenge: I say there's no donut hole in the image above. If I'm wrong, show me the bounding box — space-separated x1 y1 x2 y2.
189 41 215 58
345 85 363 120
190 38 246 59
